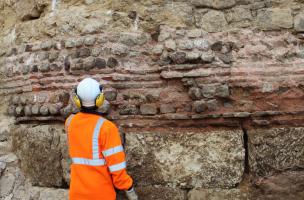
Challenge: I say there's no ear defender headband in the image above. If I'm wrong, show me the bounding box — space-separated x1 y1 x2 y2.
73 85 105 109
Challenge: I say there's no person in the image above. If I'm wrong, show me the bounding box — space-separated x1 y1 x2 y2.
65 77 138 200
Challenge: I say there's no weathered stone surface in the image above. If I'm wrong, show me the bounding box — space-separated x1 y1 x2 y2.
104 90 118 101
160 104 176 114
170 52 186 64
193 100 206 113
165 39 176 51
206 99 218 111
11 125 64 187
136 186 186 200
140 104 158 115
248 127 304 177
126 130 244 188
295 13 304 32
250 171 304 200
191 0 236 9
199 11 228 32
201 50 215 63
193 39 210 51
119 105 139 115
107 57 118 68
0 172 15 197
215 85 230 98
188 188 248 200
112 43 128 56
177 39 194 50
189 87 202 100
257 8 293 30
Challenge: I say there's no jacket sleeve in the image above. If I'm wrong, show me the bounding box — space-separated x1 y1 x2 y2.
100 120 133 190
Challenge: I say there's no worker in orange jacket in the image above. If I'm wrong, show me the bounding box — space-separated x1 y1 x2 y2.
65 77 138 200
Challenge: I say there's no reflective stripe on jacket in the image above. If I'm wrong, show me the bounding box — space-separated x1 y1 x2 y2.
65 112 133 200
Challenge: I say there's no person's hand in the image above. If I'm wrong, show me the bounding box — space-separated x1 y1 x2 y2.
125 187 138 200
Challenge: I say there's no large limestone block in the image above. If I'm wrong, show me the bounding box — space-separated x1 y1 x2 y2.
248 127 304 177
11 125 65 187
126 130 244 189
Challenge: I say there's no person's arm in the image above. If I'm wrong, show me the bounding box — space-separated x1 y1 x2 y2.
101 121 138 199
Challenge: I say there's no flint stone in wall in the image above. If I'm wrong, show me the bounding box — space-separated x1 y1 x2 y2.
199 11 228 32
12 125 65 187
257 8 293 30
295 13 304 32
191 0 236 9
126 130 244 188
248 127 304 177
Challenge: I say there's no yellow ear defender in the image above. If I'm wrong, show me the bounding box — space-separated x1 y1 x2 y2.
73 85 105 109
95 85 105 108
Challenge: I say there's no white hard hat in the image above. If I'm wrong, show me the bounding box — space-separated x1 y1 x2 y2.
76 78 101 107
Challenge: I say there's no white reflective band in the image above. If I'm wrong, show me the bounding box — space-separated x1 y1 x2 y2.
65 114 75 133
109 161 126 172
92 118 105 159
72 158 105 166
102 145 124 157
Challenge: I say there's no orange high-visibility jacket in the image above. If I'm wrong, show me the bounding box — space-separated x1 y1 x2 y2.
65 112 133 200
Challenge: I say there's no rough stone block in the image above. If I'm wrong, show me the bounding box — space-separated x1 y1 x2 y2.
177 39 194 50
170 52 186 64
12 125 64 187
193 39 210 51
193 100 206 113
140 104 158 115
257 8 293 30
119 105 139 115
250 171 304 200
206 99 218 111
189 87 202 100
126 130 244 188
136 186 186 200
165 39 176 51
248 127 304 177
107 57 118 68
295 13 304 32
119 32 148 46
160 104 176 114
199 11 228 32
201 51 215 63
111 43 128 56
215 84 230 98
188 188 247 200
191 0 236 9
104 90 117 101
94 57 106 69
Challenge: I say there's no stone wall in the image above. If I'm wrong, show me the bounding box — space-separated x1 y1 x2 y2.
0 0 304 199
